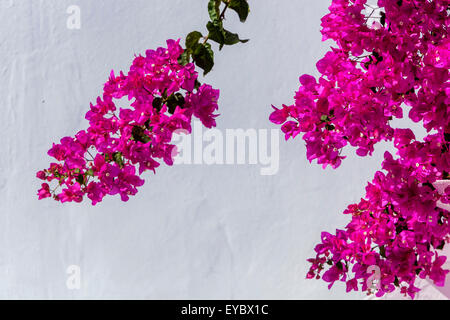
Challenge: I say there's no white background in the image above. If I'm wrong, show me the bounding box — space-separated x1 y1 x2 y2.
0 0 409 299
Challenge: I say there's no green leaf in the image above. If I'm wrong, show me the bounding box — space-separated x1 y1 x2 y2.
380 11 386 26
194 79 202 91
152 97 163 111
207 22 248 50
166 93 186 114
132 126 151 144
223 29 249 46
379 245 386 258
436 240 446 250
208 0 222 23
177 51 190 66
113 152 124 168
185 31 203 50
192 43 214 75
85 169 94 177
76 174 85 185
161 88 168 100
444 133 450 142
394 276 399 287
227 0 250 23
206 21 225 46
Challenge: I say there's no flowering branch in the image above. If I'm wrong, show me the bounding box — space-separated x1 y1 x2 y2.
37 0 250 205
271 0 449 298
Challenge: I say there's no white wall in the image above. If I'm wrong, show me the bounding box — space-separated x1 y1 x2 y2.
0 0 399 299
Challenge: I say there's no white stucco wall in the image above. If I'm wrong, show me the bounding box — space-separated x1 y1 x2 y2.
0 0 413 299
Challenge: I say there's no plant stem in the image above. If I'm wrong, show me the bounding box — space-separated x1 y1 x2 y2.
203 0 231 44
220 0 230 20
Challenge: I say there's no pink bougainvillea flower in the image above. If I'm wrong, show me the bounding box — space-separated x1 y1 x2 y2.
37 183 51 200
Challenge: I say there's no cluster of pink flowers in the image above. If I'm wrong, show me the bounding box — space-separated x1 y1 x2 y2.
307 133 450 298
37 39 219 205
271 0 449 298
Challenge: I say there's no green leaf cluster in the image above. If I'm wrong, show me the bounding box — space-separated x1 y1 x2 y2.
179 0 250 75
